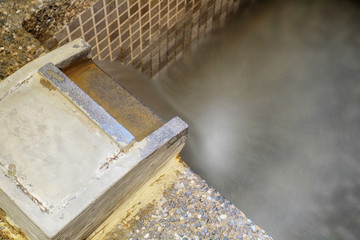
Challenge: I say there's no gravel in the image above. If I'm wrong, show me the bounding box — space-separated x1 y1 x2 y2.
0 0 47 80
105 167 273 240
0 0 97 80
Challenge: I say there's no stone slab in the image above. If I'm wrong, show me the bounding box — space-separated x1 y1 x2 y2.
0 40 188 239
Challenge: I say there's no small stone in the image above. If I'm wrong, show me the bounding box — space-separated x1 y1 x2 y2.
220 214 227 220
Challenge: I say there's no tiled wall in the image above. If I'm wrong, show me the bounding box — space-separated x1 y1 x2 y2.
53 0 246 77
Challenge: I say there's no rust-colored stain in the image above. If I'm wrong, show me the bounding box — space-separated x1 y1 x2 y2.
0 208 28 240
40 78 56 91
62 60 164 141
150 174 165 187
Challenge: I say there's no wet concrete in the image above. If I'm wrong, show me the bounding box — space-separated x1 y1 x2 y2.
96 0 360 239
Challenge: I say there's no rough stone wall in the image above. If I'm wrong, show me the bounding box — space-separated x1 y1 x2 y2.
52 0 247 77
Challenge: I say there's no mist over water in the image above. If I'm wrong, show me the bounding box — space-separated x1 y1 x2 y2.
96 0 360 239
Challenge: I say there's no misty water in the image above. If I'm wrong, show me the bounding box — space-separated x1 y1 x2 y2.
96 0 360 239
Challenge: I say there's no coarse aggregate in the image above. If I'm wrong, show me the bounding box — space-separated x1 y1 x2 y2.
23 0 97 43
105 167 273 240
0 0 47 80
0 0 97 80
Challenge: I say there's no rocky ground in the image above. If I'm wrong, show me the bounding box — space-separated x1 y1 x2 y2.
23 0 97 43
0 0 47 80
105 163 273 240
0 0 97 80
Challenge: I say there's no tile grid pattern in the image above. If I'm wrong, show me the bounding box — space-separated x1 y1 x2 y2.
55 0 244 77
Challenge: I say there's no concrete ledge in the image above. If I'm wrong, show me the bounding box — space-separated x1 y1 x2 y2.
0 40 188 239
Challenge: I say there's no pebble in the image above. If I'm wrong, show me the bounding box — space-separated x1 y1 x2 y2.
220 214 227 220
103 164 273 240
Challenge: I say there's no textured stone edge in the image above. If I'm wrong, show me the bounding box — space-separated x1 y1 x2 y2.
53 117 188 239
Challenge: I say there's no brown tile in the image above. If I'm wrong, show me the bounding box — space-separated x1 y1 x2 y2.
84 29 95 41
160 7 167 18
142 29 149 40
151 40 159 52
142 61 151 74
122 47 131 58
141 13 149 25
185 0 193 12
109 20 118 33
160 0 168 9
68 17 80 32
168 25 175 35
107 10 117 23
120 20 129 31
110 29 119 41
97 29 107 42
132 38 140 49
81 8 92 23
142 38 150 49
121 38 130 48
193 1 201 13
130 2 139 15
95 9 105 22
99 39 109 51
131 21 140 33
83 19 94 33
142 53 150 64
160 32 167 42
159 55 167 69
178 0 185 10
151 15 159 26
151 4 159 16
206 0 215 7
116 0 126 6
88 38 96 48
118 1 128 14
70 28 82 40
169 0 176 10
150 0 157 8
119 11 128 23
142 45 150 56
132 46 141 59
159 39 166 50
110 38 120 50
55 27 68 42
142 22 150 32
167 52 175 63
100 48 110 59
96 19 106 33
124 54 132 64
106 0 116 14
175 34 183 49
221 0 228 10
168 38 175 49
131 58 142 70
130 14 139 24
169 8 176 20
176 24 184 35
58 37 70 47
176 45 183 55
206 18 213 29
121 29 130 42
141 4 149 15
168 15 176 27
93 0 104 14
151 23 159 33
132 29 140 41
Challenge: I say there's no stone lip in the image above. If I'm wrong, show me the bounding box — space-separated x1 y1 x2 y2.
0 39 189 239
39 62 135 148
